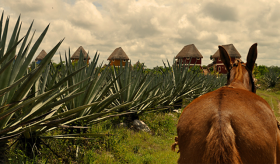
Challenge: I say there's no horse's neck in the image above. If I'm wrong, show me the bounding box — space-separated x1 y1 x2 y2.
227 63 252 91
228 81 248 91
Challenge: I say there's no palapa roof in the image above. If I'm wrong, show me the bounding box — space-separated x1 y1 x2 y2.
35 50 47 61
212 44 241 58
71 46 90 60
107 47 129 60
175 44 203 59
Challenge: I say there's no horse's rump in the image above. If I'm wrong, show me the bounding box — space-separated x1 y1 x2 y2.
177 87 277 163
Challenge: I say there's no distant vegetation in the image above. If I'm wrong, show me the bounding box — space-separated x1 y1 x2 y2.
254 65 280 89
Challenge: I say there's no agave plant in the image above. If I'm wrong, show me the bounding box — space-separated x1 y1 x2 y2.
108 61 163 120
107 58 227 117
0 12 105 161
0 11 60 161
43 50 135 128
146 59 227 110
155 59 205 107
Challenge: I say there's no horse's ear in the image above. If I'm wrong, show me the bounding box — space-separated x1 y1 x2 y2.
246 43 257 72
219 46 232 72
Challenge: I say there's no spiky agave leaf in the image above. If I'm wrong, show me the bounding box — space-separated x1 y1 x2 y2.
0 12 88 160
109 60 160 115
57 50 132 121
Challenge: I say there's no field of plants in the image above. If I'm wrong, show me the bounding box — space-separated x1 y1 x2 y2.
0 12 227 163
1 12 280 164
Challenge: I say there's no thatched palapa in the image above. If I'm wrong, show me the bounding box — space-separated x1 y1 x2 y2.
175 44 203 59
71 46 90 60
35 50 47 61
107 47 129 60
212 44 241 58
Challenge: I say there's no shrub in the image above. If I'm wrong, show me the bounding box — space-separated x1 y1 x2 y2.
263 66 280 88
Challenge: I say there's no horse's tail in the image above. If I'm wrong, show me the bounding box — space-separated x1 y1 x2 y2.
203 117 242 164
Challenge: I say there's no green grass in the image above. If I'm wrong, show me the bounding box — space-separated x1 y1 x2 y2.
84 112 180 164
8 112 180 164
84 129 178 164
257 89 280 120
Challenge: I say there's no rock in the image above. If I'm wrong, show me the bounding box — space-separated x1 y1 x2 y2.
267 88 271 91
132 120 151 132
173 109 182 113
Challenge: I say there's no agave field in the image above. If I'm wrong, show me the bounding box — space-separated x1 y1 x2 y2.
0 12 227 162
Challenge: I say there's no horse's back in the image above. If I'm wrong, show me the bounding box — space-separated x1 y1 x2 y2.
177 87 277 163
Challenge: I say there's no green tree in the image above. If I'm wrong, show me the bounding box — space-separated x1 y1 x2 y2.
253 65 268 79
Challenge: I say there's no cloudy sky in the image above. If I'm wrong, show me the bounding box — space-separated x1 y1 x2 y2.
1 0 280 68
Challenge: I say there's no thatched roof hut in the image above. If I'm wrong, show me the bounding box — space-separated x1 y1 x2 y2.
212 44 241 58
107 47 129 60
175 44 203 59
35 50 47 61
70 46 90 60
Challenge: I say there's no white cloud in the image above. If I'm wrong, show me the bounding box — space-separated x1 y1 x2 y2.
69 0 103 29
1 0 280 68
160 54 166 59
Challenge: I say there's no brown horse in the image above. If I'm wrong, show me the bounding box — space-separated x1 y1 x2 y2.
174 43 280 163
